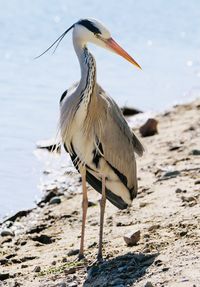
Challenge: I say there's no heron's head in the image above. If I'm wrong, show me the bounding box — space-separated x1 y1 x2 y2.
36 18 141 69
74 18 141 69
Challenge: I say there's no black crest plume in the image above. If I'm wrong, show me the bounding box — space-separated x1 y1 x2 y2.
34 24 74 59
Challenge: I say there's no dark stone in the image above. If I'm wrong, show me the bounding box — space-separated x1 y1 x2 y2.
49 196 61 205
195 180 200 185
31 234 54 244
190 149 200 155
1 230 14 237
0 272 10 280
121 106 142 116
163 170 180 178
139 118 158 137
33 266 41 272
123 230 140 246
67 249 79 256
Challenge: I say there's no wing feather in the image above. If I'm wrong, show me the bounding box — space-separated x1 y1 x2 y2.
96 85 144 192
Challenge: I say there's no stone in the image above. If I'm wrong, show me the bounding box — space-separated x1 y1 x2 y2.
0 272 10 280
148 224 160 232
190 149 200 155
67 249 79 256
139 118 158 137
33 266 41 272
144 282 154 287
163 170 180 178
121 106 142 116
1 229 14 237
49 196 61 205
31 234 54 244
123 230 140 246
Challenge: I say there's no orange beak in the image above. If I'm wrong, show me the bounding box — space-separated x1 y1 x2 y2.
105 37 142 70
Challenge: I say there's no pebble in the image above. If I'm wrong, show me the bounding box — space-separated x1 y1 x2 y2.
163 170 180 178
33 266 41 272
148 224 160 232
123 230 140 246
67 249 79 256
139 118 158 137
32 234 53 244
144 282 154 287
49 196 61 205
0 272 10 280
175 188 187 193
179 230 187 237
190 149 200 155
195 180 200 185
1 229 14 237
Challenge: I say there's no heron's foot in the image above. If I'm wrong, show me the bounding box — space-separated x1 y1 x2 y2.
74 253 86 262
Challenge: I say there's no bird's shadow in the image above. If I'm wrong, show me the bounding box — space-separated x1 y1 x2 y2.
83 252 158 287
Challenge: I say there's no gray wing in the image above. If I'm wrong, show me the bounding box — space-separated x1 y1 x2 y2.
97 85 144 191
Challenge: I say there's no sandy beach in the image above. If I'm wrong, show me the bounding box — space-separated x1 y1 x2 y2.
0 99 200 287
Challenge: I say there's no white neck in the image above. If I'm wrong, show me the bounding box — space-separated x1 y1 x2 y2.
73 34 97 96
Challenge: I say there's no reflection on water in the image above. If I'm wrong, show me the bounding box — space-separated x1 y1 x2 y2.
0 0 200 219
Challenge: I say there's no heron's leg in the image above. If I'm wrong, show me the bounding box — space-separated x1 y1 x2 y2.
78 168 88 260
97 176 106 261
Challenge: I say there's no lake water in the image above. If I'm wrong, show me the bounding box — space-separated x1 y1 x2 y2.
0 0 200 219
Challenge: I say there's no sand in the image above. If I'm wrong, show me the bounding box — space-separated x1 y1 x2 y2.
0 99 200 287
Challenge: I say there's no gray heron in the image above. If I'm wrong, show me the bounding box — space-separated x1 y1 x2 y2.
38 18 144 261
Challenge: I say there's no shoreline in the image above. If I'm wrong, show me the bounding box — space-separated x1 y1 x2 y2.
0 99 200 287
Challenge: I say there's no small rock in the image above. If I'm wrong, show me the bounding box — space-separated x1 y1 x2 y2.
162 267 169 272
1 229 14 237
49 196 61 205
190 149 200 155
31 234 54 244
21 264 28 269
163 170 180 178
144 282 154 287
121 106 142 116
195 180 200 185
51 260 56 266
175 188 187 193
139 118 158 137
148 224 160 232
62 257 68 263
67 249 79 256
123 230 140 246
179 230 187 237
33 266 41 272
0 272 10 280
140 202 147 208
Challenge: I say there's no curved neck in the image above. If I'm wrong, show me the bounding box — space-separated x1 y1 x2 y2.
73 36 97 97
